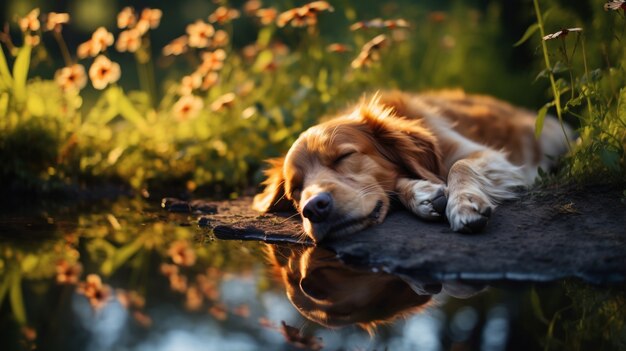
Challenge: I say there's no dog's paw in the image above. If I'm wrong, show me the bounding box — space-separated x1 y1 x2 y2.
403 180 447 221
446 192 493 233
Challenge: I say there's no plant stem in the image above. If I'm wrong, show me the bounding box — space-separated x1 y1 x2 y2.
533 0 571 152
53 30 73 66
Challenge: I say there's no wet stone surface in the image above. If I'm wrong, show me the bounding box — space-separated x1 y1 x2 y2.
194 183 626 284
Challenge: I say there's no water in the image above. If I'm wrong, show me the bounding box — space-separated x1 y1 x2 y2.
1 198 624 351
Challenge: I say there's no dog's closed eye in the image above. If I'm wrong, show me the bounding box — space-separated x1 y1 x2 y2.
333 151 356 166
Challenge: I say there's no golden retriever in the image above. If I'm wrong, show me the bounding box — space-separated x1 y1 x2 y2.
254 90 572 242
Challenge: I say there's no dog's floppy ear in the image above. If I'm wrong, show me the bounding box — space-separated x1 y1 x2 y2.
358 95 444 182
253 157 295 213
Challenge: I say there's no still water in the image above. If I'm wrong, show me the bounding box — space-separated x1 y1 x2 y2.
1 198 624 351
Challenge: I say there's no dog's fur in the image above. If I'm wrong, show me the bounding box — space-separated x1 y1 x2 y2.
254 90 572 242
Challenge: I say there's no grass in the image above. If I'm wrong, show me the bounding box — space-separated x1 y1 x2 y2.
0 0 624 196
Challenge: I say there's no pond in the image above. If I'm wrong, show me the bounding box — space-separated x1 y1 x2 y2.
0 197 624 351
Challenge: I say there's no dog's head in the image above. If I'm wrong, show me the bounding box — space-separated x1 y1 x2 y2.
266 245 433 330
254 95 443 242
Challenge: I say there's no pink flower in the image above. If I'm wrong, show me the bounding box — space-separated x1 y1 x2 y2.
55 64 88 92
186 20 215 48
18 9 40 32
89 55 121 90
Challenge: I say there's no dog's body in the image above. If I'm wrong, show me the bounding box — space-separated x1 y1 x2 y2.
254 90 572 242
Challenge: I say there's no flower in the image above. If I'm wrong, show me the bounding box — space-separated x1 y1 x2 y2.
209 6 240 24
327 43 352 53
77 274 112 310
44 12 70 32
173 95 204 121
185 285 204 311
201 72 219 91
89 55 121 90
209 304 228 320
116 28 142 52
244 0 263 15
187 20 215 48
18 9 40 33
92 27 114 50
168 240 197 265
350 18 409 31
55 260 83 284
542 27 583 41
277 1 333 28
55 64 88 92
256 8 278 25
211 92 236 111
212 30 229 47
117 7 136 29
136 8 162 34
351 34 387 68
77 40 96 58
160 263 179 277
197 49 227 74
163 36 188 56
604 0 626 11
24 34 40 46
179 73 202 95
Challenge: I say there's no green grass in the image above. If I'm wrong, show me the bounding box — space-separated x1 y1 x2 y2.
0 0 624 195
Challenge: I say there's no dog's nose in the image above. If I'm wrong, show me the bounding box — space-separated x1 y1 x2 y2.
302 192 333 223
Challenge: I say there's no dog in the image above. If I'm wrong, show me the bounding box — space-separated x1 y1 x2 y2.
254 90 572 242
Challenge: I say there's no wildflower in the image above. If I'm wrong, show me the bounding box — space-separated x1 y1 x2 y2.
350 18 409 31
169 273 188 292
116 29 142 52
18 8 40 33
89 55 121 90
256 8 278 25
351 34 387 68
179 73 202 95
196 274 220 300
185 285 204 311
277 1 333 28
77 274 113 310
160 263 179 277
542 27 583 41
604 0 626 11
163 36 188 56
200 72 219 91
44 12 70 32
327 43 352 53
55 64 87 92
428 11 447 23
209 304 228 320
136 8 162 34
173 95 204 121
244 0 263 15
198 49 227 74
209 6 240 24
116 289 146 309
187 20 215 48
77 40 96 59
24 34 40 46
242 44 259 61
133 311 153 327
212 30 229 47
92 27 114 50
56 260 83 284
167 240 197 266
211 92 236 111
117 7 136 29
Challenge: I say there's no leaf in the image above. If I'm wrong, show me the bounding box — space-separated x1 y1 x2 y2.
530 287 549 325
551 61 569 74
256 27 274 48
12 45 32 105
252 50 273 73
534 68 551 82
114 87 148 130
0 46 13 89
514 23 539 47
9 271 26 325
617 88 626 123
535 103 549 139
101 236 145 276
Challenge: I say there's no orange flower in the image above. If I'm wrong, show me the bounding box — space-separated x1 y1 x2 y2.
163 36 188 56
187 20 215 48
200 72 219 91
55 64 87 92
179 73 202 95
351 34 387 69
211 92 236 111
232 304 251 318
24 34 40 46
197 49 226 74
326 43 352 53
77 40 96 59
209 304 228 320
88 55 121 90
133 311 153 327
277 7 315 28
92 27 114 50
242 44 259 61
18 8 40 33
212 30 229 48
173 95 204 122
116 28 142 52
208 6 240 24
350 18 409 30
185 285 204 311
168 240 197 265
56 260 83 284
169 273 188 292
160 263 179 277
77 274 113 310
196 274 220 300
256 8 278 25
136 8 162 34
305 1 334 12
244 0 263 15
116 289 146 309
117 7 136 29
44 12 70 32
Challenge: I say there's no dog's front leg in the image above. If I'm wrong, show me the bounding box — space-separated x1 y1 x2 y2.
396 178 448 221
445 150 526 233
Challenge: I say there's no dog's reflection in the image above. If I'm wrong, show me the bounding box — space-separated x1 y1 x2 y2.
266 245 485 331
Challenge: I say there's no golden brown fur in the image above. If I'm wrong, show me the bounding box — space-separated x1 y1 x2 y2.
254 90 572 242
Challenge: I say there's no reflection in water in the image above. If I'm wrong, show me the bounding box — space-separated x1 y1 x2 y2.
265 244 485 332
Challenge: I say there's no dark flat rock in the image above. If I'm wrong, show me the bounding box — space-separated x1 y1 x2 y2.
199 183 626 284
